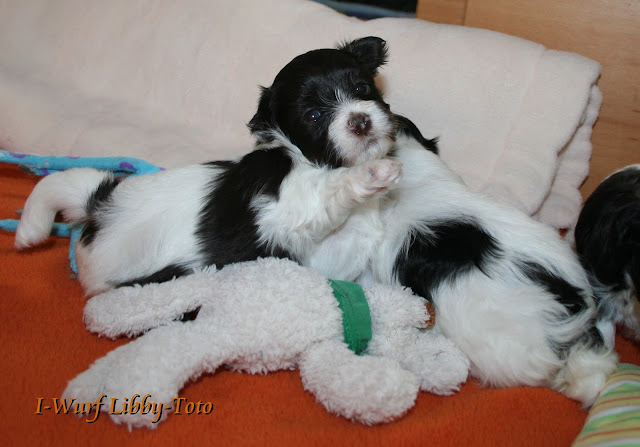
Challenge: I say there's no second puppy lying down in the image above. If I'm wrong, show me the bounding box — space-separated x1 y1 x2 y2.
16 37 617 407
575 164 640 343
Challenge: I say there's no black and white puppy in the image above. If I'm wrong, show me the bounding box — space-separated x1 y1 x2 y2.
575 164 640 342
15 37 401 295
344 134 618 407
16 36 617 407
291 52 618 406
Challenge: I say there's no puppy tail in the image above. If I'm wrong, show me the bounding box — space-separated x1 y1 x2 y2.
15 168 112 249
552 330 618 408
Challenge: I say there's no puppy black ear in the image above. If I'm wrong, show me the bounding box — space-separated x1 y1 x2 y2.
338 36 388 75
247 86 274 137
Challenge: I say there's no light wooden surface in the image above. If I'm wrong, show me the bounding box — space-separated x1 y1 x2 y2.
416 0 467 25
417 0 639 199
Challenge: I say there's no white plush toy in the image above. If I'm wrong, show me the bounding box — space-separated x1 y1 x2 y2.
64 257 469 428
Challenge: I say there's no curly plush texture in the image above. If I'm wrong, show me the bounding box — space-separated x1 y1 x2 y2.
65 258 469 428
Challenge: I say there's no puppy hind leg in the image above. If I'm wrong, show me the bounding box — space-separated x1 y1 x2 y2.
15 168 111 249
299 339 418 425
433 278 569 389
368 328 470 395
552 331 618 407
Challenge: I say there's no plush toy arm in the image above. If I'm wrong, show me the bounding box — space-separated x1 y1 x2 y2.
63 322 229 429
369 328 470 395
299 339 419 425
83 269 214 338
364 284 470 395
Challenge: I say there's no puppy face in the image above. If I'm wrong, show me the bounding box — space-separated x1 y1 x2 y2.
248 37 396 167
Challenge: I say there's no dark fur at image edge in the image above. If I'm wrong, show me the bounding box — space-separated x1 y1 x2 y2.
576 166 640 296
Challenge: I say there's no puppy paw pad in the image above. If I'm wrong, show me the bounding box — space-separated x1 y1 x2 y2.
352 160 402 198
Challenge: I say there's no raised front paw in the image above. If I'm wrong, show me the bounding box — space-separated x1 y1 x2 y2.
349 159 402 201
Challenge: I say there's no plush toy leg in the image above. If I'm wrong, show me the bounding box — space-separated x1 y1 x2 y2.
364 284 470 395
82 270 215 338
63 322 229 429
368 328 470 395
299 339 419 425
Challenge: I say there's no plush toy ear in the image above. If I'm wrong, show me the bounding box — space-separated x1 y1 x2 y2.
247 86 275 138
338 36 388 75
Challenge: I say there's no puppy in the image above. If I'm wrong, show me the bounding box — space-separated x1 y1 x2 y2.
308 127 617 406
575 164 640 342
382 136 618 407
15 37 401 295
16 37 616 407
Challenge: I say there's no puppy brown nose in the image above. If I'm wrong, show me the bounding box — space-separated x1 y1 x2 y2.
347 113 371 136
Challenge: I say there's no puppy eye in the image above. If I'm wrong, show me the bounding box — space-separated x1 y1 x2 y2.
355 82 371 96
305 110 321 122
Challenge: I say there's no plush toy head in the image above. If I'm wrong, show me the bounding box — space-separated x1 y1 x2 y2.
64 258 469 428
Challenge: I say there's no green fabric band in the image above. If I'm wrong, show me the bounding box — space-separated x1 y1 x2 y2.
328 279 372 355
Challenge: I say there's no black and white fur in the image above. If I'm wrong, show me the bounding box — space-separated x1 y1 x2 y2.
354 135 617 406
575 164 640 342
16 37 400 296
16 37 617 406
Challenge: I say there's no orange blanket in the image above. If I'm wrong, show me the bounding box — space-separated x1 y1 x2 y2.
2 164 638 446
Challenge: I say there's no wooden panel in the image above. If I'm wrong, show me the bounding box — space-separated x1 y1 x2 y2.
417 0 640 198
416 0 468 25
